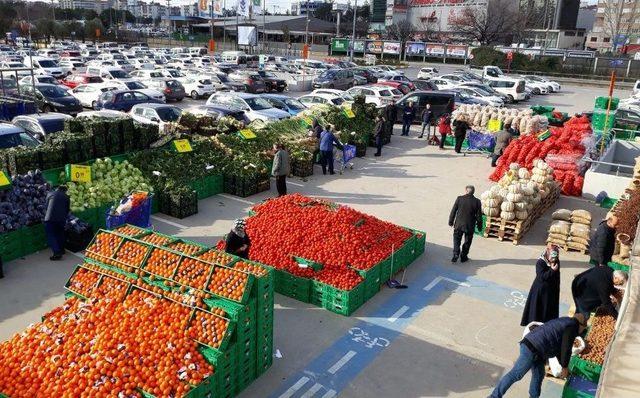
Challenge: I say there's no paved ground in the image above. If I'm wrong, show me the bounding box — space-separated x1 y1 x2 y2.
0 106 612 397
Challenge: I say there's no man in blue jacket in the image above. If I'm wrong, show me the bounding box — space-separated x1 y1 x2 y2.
401 101 415 136
320 125 341 175
44 185 70 261
489 314 587 398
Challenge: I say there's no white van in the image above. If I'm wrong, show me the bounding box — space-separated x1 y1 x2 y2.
86 66 131 81
24 56 64 78
221 51 247 64
486 77 527 102
189 47 208 56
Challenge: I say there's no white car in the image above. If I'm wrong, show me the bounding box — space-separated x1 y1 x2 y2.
299 93 348 107
19 75 60 86
182 76 215 99
167 58 196 69
522 78 549 95
58 59 86 75
454 86 504 107
69 83 121 108
130 69 167 80
417 67 438 80
130 103 182 130
347 86 395 107
115 79 165 103
310 89 354 104
129 59 155 70
521 75 561 93
430 78 457 90
0 62 31 77
112 59 135 73
206 92 290 122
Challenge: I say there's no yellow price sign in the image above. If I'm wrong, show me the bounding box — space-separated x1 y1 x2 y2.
238 129 257 140
0 170 11 189
343 108 355 118
173 139 193 152
67 164 92 183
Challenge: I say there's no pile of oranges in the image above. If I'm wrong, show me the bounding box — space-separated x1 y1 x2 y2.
113 224 147 237
67 267 101 297
187 309 230 349
168 242 205 256
234 261 269 277
114 240 149 268
175 258 212 290
198 249 235 266
86 232 123 262
207 268 249 302
94 276 130 301
145 248 181 279
141 233 173 246
0 292 214 398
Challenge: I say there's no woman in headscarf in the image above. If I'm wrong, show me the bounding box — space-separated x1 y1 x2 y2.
225 219 251 259
521 244 561 326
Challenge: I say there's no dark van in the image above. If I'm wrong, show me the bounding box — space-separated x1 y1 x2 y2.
393 91 455 123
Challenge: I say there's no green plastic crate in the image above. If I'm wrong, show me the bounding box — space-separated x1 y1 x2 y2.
23 223 48 254
411 228 426 259
569 355 602 384
594 96 619 110
444 135 469 149
395 234 417 270
0 228 24 262
562 375 597 398
355 262 382 301
42 167 65 186
608 261 630 272
600 197 617 209
315 280 365 316
209 174 224 195
274 269 312 303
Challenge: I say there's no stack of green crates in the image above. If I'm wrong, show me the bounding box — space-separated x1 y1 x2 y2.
274 269 312 303
0 223 49 262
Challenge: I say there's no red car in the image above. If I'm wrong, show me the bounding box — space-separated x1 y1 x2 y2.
62 74 104 89
375 81 413 95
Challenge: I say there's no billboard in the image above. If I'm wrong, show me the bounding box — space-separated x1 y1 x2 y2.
405 42 426 55
383 41 401 54
445 44 467 58
331 38 349 53
426 43 445 56
238 25 257 46
366 40 384 54
354 40 365 53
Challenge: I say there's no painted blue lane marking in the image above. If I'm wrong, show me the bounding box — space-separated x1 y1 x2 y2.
269 264 569 398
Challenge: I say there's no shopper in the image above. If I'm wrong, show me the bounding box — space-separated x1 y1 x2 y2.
589 216 618 266
492 123 514 167
452 115 470 154
312 119 323 139
489 314 588 398
418 104 433 139
438 113 451 149
44 185 70 261
572 265 627 318
374 115 384 157
320 124 340 175
272 143 290 196
520 244 561 326
385 104 396 137
448 185 482 263
401 101 415 136
225 219 251 259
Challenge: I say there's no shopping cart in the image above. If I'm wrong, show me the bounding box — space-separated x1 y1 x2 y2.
336 144 356 174
463 130 496 157
106 192 154 230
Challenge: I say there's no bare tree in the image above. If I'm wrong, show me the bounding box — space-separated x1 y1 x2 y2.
601 0 640 51
449 0 520 45
386 20 416 43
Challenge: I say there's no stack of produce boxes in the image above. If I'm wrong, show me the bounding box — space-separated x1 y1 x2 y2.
0 225 274 398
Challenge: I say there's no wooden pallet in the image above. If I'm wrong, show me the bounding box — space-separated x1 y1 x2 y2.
563 245 589 255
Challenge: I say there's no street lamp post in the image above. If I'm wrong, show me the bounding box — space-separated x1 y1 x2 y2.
350 0 357 61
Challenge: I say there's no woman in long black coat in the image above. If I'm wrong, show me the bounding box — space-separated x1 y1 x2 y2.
520 244 561 326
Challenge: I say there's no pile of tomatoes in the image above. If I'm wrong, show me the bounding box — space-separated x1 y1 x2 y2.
0 292 214 398
245 194 411 290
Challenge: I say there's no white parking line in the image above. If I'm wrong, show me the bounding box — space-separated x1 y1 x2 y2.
327 350 357 374
278 377 310 398
321 390 337 398
387 305 410 323
287 180 305 187
150 215 188 229
300 383 323 398
218 193 256 205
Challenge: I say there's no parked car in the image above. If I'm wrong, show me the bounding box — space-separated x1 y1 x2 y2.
0 62 31 78
449 88 495 106
262 94 306 116
417 67 438 80
372 84 404 100
85 66 131 80
379 74 415 90
12 113 72 140
116 80 166 103
21 83 83 115
299 93 347 107
615 107 640 131
453 86 504 107
375 80 412 95
61 74 104 89
69 83 120 108
146 79 186 102
76 110 132 119
95 90 162 112
0 123 39 148
129 69 167 80
485 77 527 102
58 59 86 75
187 104 250 124
523 78 549 95
311 89 355 103
181 76 215 99
205 92 290 122
413 79 438 91
19 75 60 86
255 70 287 92
312 68 354 90
23 56 64 79
228 71 266 93
393 91 455 124
130 103 183 130
347 86 396 107
353 67 378 83
458 82 512 103
521 75 561 92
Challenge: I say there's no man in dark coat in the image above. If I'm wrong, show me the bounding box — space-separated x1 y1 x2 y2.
589 216 618 266
491 123 514 167
490 314 587 398
373 116 384 157
521 245 561 326
225 219 251 259
572 265 627 318
448 185 482 263
418 104 433 139
452 116 470 154
401 101 415 136
385 104 396 137
44 185 70 261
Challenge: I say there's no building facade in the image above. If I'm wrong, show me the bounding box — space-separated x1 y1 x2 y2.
291 0 326 15
586 0 640 52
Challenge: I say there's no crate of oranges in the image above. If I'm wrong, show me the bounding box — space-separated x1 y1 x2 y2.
198 248 237 267
166 240 209 256
138 231 176 246
111 223 149 238
205 265 254 305
85 231 125 264
65 265 102 299
187 307 234 351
